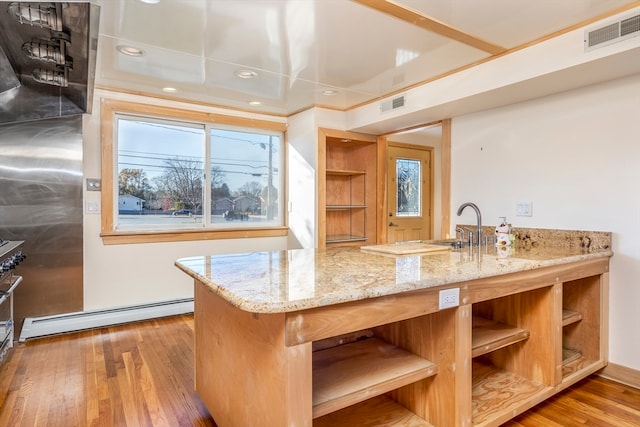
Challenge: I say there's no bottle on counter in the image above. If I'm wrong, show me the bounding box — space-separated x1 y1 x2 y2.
495 216 511 246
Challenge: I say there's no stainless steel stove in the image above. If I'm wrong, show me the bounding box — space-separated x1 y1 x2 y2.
0 239 26 362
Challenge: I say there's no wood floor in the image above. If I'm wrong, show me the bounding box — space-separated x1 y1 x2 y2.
0 314 638 427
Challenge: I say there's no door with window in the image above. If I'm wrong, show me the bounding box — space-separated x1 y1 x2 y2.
387 144 432 243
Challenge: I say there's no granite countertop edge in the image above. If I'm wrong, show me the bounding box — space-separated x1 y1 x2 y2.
175 246 612 314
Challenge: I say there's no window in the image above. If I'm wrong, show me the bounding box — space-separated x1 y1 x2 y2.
395 158 421 216
101 99 287 244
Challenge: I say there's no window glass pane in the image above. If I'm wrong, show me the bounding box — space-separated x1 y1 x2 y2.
396 158 421 217
210 128 280 227
117 117 205 229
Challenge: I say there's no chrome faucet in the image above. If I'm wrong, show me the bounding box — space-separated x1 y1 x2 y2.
456 202 482 246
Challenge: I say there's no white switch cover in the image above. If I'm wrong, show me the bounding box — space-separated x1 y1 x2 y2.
516 201 533 217
86 201 101 214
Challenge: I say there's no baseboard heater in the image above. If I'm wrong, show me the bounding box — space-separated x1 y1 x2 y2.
18 298 194 342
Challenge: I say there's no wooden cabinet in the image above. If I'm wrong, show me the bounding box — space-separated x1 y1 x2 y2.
319 129 377 247
309 259 608 427
562 275 605 381
191 256 609 427
470 287 557 426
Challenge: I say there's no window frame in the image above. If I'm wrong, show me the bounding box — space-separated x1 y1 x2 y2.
100 98 288 244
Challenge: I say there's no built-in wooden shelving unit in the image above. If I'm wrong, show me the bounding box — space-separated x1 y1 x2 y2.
561 275 603 382
319 129 377 248
193 255 609 427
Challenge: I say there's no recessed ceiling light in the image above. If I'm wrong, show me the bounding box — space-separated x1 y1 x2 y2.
116 45 144 57
249 101 262 106
321 89 338 96
235 70 258 79
162 87 177 93
138 0 161 4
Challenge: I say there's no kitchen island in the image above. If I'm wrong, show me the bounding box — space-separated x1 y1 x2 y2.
175 232 611 427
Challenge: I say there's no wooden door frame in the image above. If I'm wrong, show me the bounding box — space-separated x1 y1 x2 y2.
376 119 451 244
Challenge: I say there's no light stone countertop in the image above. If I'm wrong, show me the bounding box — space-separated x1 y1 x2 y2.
175 244 612 314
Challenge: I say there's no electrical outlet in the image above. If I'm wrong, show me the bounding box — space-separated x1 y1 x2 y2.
516 201 533 217
439 288 460 310
86 178 102 191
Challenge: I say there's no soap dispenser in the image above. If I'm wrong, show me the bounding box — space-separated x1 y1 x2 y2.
495 217 511 246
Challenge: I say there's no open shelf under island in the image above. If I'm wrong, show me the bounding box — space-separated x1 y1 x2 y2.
175 229 611 427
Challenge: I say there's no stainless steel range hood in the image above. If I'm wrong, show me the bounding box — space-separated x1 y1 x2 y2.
0 1 99 124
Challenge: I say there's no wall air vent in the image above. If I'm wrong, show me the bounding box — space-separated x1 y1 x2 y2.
584 13 640 51
380 94 406 113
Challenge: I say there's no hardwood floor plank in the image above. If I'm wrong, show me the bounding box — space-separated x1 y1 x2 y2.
0 314 638 426
504 376 640 427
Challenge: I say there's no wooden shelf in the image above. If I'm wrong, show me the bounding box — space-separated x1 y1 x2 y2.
326 169 366 176
326 235 367 244
561 355 600 379
326 205 367 210
471 316 530 358
472 360 550 427
562 309 583 327
314 395 433 427
562 348 582 365
312 337 437 419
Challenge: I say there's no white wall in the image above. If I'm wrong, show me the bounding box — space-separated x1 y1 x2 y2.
287 109 318 249
451 74 640 370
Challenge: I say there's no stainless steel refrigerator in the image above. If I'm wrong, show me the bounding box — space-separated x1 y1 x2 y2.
0 116 83 336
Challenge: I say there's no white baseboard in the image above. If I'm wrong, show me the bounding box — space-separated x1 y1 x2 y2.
19 298 194 342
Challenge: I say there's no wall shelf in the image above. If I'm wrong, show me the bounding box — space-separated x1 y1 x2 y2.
326 169 366 176
320 131 377 248
325 235 367 244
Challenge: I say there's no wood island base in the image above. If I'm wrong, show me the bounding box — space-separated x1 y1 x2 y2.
191 256 609 427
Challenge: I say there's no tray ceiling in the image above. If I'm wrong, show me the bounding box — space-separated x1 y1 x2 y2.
95 0 639 116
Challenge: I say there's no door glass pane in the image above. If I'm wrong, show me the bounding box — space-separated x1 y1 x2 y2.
396 158 421 217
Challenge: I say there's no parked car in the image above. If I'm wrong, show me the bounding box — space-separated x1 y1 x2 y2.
172 209 192 216
223 210 249 221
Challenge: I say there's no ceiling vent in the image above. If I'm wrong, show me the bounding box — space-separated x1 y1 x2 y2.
584 13 640 51
380 94 406 113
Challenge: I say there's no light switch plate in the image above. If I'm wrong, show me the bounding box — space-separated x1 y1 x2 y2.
516 201 533 217
85 201 100 214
